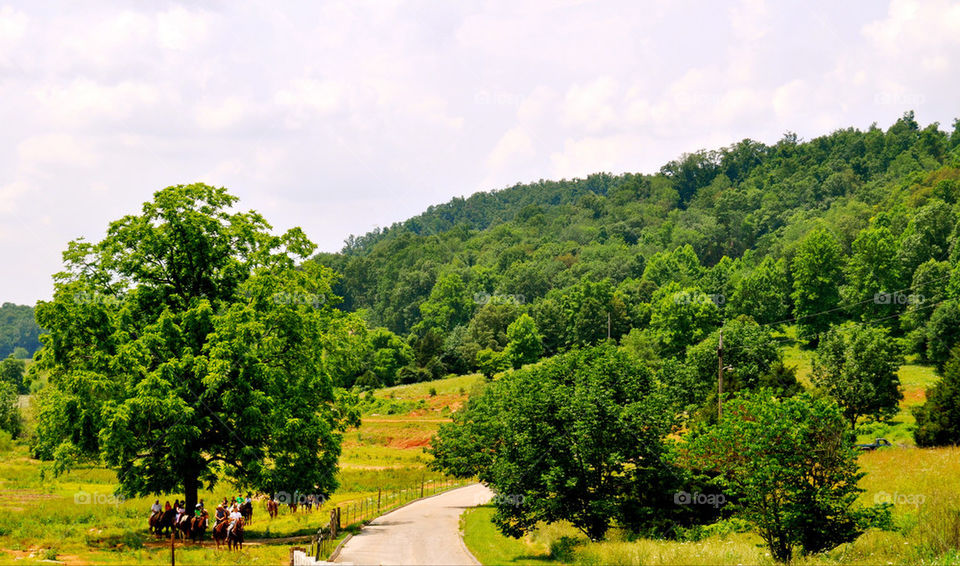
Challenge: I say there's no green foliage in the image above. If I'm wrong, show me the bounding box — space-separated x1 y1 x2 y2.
685 317 799 413
503 313 543 369
812 322 904 429
791 229 845 341
684 390 889 563
0 356 26 394
0 303 41 359
431 344 681 541
649 283 720 359
913 346 960 447
475 348 508 380
0 380 21 437
728 257 789 325
926 300 960 371
32 184 360 511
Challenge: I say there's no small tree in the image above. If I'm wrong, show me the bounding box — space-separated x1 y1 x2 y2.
475 348 508 380
913 345 960 446
684 390 888 563
503 313 543 368
812 323 903 429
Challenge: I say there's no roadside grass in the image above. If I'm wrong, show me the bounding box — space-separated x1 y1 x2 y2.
461 506 553 565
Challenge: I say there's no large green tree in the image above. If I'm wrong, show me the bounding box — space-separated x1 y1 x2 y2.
32 184 359 512
812 323 904 429
913 346 960 446
791 229 845 341
431 344 680 540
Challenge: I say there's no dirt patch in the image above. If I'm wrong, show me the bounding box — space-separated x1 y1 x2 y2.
901 387 927 406
389 436 432 450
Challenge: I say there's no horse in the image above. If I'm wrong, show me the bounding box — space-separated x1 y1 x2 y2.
212 518 229 549
266 499 279 519
240 501 253 524
227 517 244 550
174 513 194 540
149 509 176 536
190 512 208 544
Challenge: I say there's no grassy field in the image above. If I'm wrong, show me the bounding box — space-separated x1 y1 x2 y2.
460 336 958 565
0 375 479 565
461 446 960 565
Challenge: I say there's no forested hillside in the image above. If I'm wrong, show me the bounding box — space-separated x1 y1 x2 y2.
0 303 41 359
314 112 960 388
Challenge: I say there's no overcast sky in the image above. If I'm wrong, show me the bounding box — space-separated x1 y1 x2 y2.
1 0 958 305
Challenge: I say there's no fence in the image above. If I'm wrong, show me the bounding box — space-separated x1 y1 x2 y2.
299 477 470 563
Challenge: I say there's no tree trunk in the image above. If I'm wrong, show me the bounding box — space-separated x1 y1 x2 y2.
184 470 199 515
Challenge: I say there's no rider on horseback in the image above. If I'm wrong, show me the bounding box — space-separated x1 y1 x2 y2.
227 505 242 538
150 499 161 517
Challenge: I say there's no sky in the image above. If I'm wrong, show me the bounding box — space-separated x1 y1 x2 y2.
1 0 959 305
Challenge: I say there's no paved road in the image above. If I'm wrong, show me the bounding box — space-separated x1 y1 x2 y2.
334 483 493 566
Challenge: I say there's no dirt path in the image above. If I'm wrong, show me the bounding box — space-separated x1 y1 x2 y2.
334 483 492 565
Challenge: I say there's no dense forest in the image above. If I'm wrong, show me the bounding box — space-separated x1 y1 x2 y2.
313 112 960 389
0 303 41 359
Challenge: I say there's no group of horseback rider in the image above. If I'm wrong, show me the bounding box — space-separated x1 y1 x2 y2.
148 493 253 546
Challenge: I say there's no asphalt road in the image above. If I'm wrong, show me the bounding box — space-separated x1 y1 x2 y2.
334 483 493 566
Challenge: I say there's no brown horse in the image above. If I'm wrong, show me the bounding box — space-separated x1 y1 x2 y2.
266 499 279 519
190 512 208 544
212 518 229 549
227 517 244 550
149 509 175 536
240 501 253 524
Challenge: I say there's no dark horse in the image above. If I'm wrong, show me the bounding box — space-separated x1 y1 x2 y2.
149 509 175 536
212 518 229 550
266 499 279 519
190 512 208 543
227 517 244 550
240 501 254 524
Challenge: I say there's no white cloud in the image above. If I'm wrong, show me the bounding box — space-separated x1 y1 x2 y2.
33 79 163 126
562 77 620 132
0 5 27 42
17 134 99 170
157 6 212 51
486 127 535 171
1 0 959 305
195 97 252 130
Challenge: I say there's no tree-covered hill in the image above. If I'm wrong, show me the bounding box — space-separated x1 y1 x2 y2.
0 303 41 359
313 112 960 387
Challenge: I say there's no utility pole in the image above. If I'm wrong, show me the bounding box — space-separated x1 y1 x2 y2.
717 330 724 420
